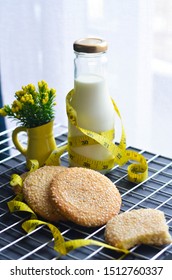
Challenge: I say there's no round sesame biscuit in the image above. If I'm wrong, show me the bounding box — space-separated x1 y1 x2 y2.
23 165 67 222
49 167 121 227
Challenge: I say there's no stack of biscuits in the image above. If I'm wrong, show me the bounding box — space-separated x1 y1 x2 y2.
16 165 171 250
22 166 121 227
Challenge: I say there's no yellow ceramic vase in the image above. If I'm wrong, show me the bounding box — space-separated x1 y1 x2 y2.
12 121 57 169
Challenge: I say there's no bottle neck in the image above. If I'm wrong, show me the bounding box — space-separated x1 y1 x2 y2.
74 51 107 80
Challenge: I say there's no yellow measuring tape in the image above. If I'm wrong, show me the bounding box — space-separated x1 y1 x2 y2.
66 89 148 183
22 219 129 256
9 159 40 196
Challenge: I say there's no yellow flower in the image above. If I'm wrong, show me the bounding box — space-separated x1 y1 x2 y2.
28 84 36 92
50 88 56 96
20 96 26 103
22 84 36 95
15 90 25 98
25 94 30 102
12 100 22 113
38 80 48 92
11 107 17 113
42 97 49 105
0 108 7 116
12 105 20 113
18 101 22 109
41 91 49 104
29 99 34 105
21 94 34 104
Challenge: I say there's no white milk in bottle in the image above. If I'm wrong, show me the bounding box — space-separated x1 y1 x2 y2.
68 38 115 172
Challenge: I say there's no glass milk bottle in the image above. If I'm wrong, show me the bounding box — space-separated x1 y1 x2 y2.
68 38 115 172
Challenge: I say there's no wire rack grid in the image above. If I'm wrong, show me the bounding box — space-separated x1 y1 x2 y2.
0 124 172 260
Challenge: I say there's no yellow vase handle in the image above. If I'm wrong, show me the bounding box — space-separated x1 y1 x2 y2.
12 126 27 156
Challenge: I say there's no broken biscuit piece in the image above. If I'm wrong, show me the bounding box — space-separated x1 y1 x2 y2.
105 208 172 249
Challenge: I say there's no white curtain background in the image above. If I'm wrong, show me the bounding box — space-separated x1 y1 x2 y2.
0 0 172 157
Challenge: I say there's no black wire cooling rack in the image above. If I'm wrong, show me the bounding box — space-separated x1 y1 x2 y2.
0 124 172 260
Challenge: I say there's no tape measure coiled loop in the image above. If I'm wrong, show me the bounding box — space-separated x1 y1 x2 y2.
66 89 148 183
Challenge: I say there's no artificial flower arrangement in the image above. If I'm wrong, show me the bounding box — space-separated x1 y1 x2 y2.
0 80 56 128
